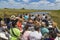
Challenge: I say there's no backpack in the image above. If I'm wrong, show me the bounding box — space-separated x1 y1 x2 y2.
11 28 18 37
10 28 21 40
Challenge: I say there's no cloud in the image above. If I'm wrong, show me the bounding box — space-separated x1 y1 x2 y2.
8 0 15 3
55 0 60 9
22 0 30 3
27 0 60 10
8 0 18 5
17 0 21 1
0 0 23 8
56 0 60 2
31 0 50 5
29 0 56 10
0 0 60 10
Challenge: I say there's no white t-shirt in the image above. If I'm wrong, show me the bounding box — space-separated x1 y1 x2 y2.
42 16 45 20
55 37 60 40
29 31 42 40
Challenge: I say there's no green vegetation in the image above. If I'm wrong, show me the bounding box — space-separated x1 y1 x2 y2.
49 10 60 28
0 9 60 28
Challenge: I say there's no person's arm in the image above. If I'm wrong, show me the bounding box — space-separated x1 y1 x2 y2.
57 33 60 36
55 27 60 37
56 27 60 33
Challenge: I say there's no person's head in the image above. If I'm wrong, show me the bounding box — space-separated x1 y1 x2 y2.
20 15 23 18
38 14 40 17
1 21 7 28
25 14 29 16
12 22 16 28
35 21 41 27
28 19 33 23
25 14 28 15
43 14 45 16
45 16 48 19
24 25 29 30
34 18 37 21
41 22 46 27
32 15 34 17
35 14 38 17
10 15 16 20
34 27 40 32
29 14 31 17
18 15 24 22
22 25 29 34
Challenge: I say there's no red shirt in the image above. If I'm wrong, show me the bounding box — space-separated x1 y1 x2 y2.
17 21 22 31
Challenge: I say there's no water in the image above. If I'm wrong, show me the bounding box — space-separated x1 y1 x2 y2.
30 12 49 15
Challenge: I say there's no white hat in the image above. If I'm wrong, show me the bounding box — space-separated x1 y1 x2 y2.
10 15 16 20
10 15 16 18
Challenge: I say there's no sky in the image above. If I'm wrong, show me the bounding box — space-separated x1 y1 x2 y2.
0 0 60 10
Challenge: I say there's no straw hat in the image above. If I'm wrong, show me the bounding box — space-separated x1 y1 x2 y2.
10 15 16 20
11 15 15 18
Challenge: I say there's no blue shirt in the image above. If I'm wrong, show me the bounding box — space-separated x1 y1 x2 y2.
24 15 29 20
40 27 49 35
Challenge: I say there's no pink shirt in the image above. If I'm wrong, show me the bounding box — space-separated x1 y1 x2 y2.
21 31 31 40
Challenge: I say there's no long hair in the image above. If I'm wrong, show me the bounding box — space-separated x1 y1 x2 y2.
22 25 29 34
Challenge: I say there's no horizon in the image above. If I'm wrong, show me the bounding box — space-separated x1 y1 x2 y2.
0 8 60 10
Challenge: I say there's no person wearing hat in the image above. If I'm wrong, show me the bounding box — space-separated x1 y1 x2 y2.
9 15 17 30
10 15 16 20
